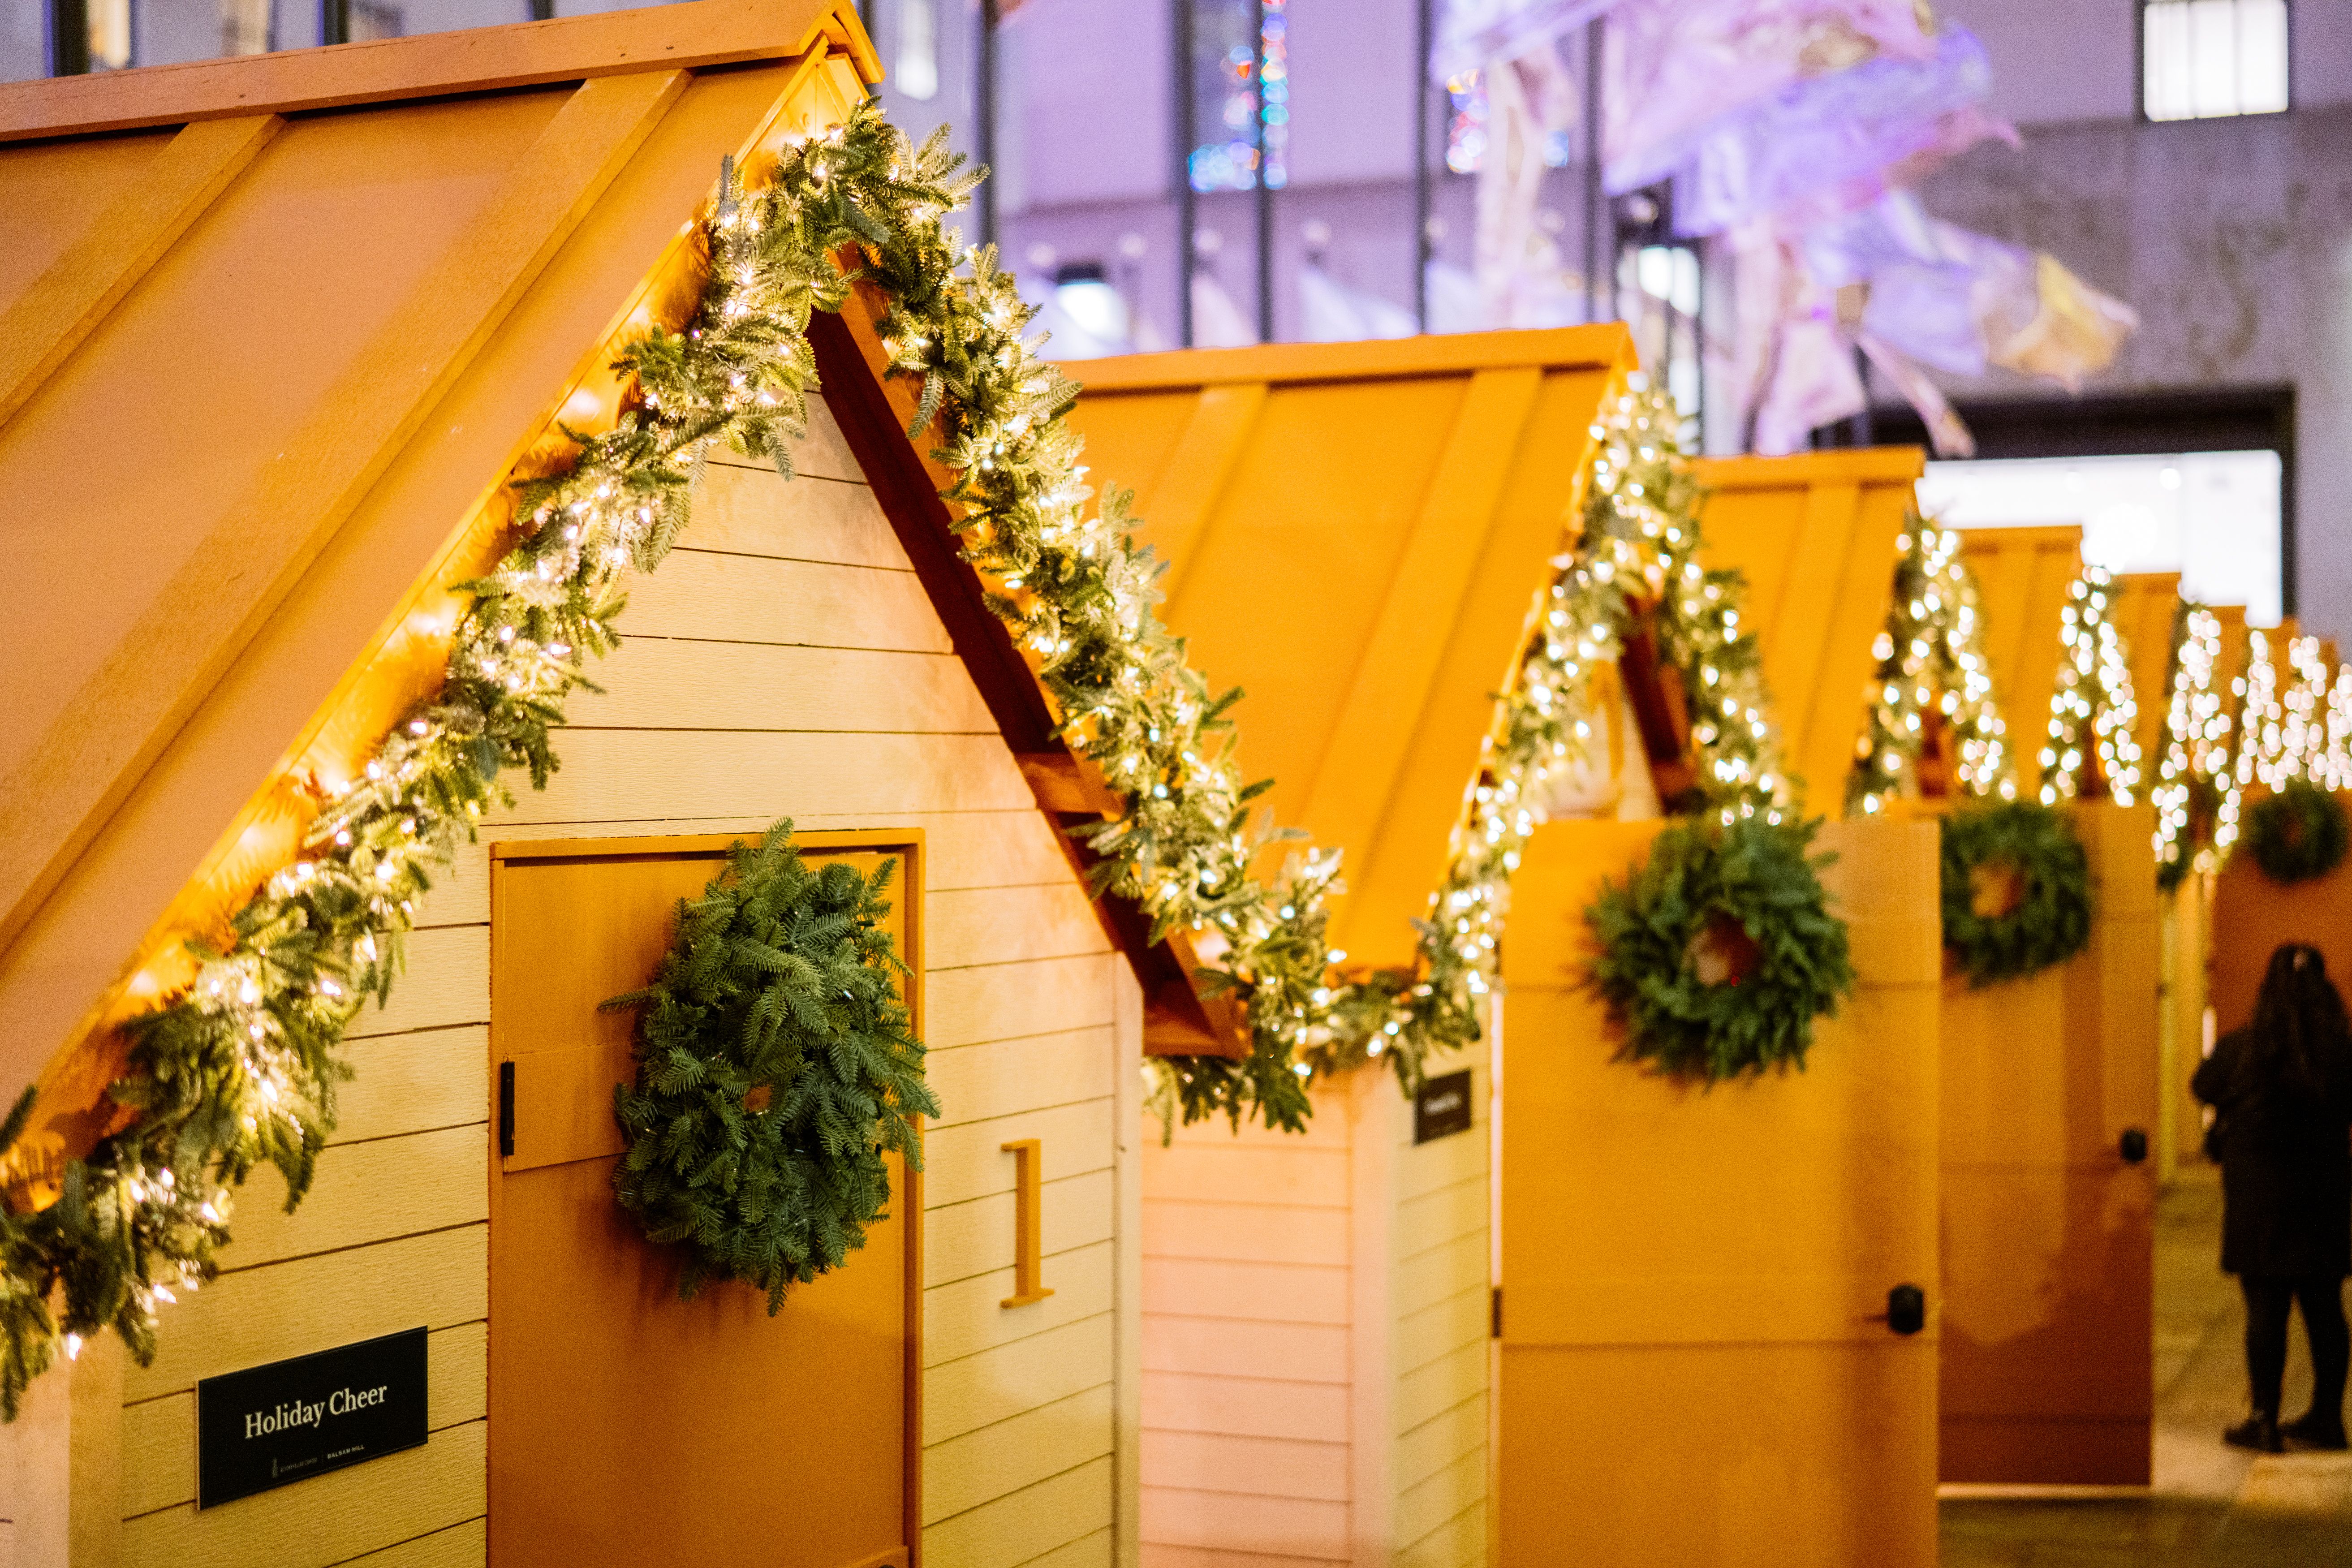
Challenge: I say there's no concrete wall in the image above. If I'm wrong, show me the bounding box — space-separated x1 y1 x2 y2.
1909 103 2352 642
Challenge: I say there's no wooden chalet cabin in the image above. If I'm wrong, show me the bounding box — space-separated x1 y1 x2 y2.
0 10 1221 1564
1498 446 1940 1568
1061 330 1635 1567
2209 617 2352 1096
1939 527 2160 1486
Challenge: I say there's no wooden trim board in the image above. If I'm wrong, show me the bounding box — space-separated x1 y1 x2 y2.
0 0 878 142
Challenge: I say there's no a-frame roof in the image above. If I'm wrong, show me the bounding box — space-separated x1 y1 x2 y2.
0 4 1208 1176
1689 448 1924 815
2113 571 2183 772
1061 329 1633 979
1960 524 2085 790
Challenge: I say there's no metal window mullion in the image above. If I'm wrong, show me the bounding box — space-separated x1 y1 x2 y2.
1413 0 1430 330
1253 0 1271 343
1175 0 1195 346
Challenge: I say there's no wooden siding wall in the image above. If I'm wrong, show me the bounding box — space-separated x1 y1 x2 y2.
105 395 1142 1568
1138 1057 1490 1567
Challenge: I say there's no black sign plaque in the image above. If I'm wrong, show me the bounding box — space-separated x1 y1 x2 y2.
197 1327 428 1509
1413 1068 1475 1145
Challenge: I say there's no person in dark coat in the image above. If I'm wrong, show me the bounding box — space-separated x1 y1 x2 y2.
2193 942 2352 1453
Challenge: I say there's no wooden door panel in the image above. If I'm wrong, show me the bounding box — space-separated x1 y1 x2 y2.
488 834 921 1568
1937 804 2157 1485
1499 819 1939 1568
1941 1166 2155 1411
1502 987 1936 1348
490 1152 910 1568
1500 1342 1937 1568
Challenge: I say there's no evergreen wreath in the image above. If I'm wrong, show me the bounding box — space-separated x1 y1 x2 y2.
602 821 935 1308
1939 802 2094 986
1584 816 1855 1082
0 103 1438 1413
2242 781 2349 885
1284 385 1796 1092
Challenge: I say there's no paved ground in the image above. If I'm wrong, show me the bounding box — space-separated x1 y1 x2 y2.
1940 1170 2352 1566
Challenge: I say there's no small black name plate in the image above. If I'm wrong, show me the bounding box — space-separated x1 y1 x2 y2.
197 1327 428 1509
1413 1068 1474 1145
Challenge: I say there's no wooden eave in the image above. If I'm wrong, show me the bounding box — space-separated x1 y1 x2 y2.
2113 571 2183 770
0 7 1219 1197
1059 327 1635 1026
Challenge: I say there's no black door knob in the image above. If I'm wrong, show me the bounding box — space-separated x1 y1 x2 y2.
2120 1127 2149 1164
1870 1283 1926 1336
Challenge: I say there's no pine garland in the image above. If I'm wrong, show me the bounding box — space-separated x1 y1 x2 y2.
1585 816 1855 1081
1848 515 2012 815
1940 801 2094 986
2151 603 2236 891
1285 385 1795 1088
2242 780 2349 886
0 108 1367 1415
604 821 935 1306
2038 568 2142 807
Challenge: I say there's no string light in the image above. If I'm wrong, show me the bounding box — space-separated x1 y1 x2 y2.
1291 385 1789 1083
2151 606 2238 883
2039 568 2141 806
2235 630 2352 796
1848 517 2011 814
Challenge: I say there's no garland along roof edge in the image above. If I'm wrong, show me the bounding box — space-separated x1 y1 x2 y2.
0 91 1322 1407
0 93 1757 1411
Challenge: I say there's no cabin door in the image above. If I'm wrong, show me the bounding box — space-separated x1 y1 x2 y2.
487 834 921 1568
1940 804 2158 1484
1497 819 1940 1568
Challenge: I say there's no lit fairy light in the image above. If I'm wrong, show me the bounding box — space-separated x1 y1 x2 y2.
2039 569 2141 807
1849 519 2011 814
2151 606 2240 881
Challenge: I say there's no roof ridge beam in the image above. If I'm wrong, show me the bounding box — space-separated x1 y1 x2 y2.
0 0 871 144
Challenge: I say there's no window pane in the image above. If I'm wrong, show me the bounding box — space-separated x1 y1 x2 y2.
2142 0 2288 121
91 0 131 65
895 0 938 102
0 0 40 81
2237 0 2288 113
2188 0 2236 117
2144 2 2193 120
1190 0 1258 192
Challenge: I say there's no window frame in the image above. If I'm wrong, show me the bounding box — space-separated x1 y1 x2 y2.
2137 0 2294 124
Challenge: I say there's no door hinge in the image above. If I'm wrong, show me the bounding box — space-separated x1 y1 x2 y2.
497 1060 516 1159
1491 1285 1503 1340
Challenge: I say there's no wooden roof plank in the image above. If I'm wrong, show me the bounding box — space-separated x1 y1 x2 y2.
0 0 874 143
1140 382 1266 609
1765 479 1864 784
0 114 281 435
2116 572 2181 767
1812 478 1915 804
1299 366 1541 876
1690 447 1921 816
0 69 687 959
1962 526 2084 785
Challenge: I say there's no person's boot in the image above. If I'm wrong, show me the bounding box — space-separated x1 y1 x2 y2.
2225 1411 2285 1453
2282 1410 2350 1451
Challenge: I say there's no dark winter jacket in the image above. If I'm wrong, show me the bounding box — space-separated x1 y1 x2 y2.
2194 1027 2352 1279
